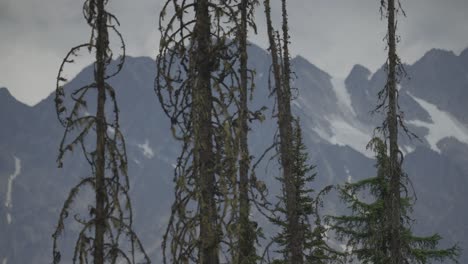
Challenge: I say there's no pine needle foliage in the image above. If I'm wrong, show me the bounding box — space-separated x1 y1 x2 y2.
377 1 460 263
262 0 300 262
268 120 342 264
330 1 460 263
331 137 460 264
52 0 149 263
329 137 393 264
262 1 339 263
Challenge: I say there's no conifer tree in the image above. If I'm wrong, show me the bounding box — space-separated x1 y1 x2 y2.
268 120 341 264
175 0 219 262
381 1 459 263
330 1 459 263
156 0 262 263
263 2 338 262
192 1 219 263
330 137 459 264
238 1 251 258
263 0 299 261
329 137 393 264
237 1 261 263
52 0 149 263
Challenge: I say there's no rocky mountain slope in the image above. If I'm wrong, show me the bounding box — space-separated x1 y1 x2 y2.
1 44 467 263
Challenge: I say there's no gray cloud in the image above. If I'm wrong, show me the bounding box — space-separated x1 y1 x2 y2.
1 0 467 105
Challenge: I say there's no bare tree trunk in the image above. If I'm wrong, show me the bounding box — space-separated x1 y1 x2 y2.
279 1 301 262
193 0 219 263
386 0 402 263
238 1 254 263
94 0 108 263
264 0 301 262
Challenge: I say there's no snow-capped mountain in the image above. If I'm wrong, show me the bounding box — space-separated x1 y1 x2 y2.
1 44 467 263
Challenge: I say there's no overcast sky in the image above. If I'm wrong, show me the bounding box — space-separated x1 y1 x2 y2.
1 0 467 105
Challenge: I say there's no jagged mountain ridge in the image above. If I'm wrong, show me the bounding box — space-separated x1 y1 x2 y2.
1 43 467 263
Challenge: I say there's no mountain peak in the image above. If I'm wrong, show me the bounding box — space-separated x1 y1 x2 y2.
411 48 458 70
0 87 11 96
291 55 331 79
0 87 32 118
348 64 371 80
0 87 15 102
460 46 468 60
421 48 456 62
426 48 456 57
292 55 309 64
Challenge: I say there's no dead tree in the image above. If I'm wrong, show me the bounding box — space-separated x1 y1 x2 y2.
52 0 149 263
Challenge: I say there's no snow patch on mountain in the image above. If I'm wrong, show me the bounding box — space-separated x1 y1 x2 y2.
314 117 373 158
401 145 416 156
407 93 468 153
307 77 376 157
330 77 356 116
5 156 21 225
345 167 353 183
292 100 302 110
137 140 154 159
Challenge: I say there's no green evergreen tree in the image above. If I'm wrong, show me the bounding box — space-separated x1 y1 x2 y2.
331 137 460 264
263 1 339 262
270 120 340 264
269 120 341 264
381 0 459 263
263 0 301 261
330 2 460 263
330 137 393 264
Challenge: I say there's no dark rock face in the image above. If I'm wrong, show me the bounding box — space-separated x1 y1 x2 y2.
1 45 467 263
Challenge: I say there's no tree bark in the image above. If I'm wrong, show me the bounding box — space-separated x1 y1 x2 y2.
94 0 108 263
386 0 403 263
280 1 301 262
265 0 301 262
193 0 219 263
238 0 253 262
238 0 254 263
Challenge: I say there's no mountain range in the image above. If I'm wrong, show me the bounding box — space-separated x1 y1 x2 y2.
1 44 467 263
